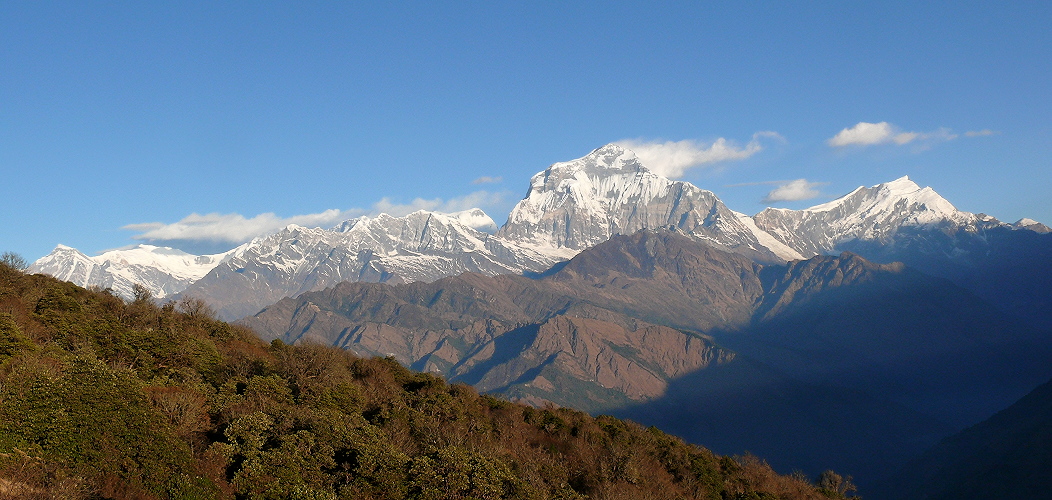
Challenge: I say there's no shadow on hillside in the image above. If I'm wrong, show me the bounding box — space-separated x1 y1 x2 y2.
449 324 541 386
610 355 953 495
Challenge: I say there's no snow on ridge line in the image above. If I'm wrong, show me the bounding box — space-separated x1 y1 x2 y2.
331 208 497 233
32 244 235 281
799 176 962 222
734 212 805 261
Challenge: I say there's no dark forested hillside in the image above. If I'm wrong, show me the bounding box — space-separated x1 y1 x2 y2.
0 258 849 499
877 375 1052 499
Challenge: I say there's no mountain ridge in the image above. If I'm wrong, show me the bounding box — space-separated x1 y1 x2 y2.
29 144 1051 325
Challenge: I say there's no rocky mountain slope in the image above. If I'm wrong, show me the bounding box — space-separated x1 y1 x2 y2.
240 230 1052 488
239 263 738 411
239 231 791 407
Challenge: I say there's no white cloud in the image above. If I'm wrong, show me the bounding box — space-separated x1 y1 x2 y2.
762 179 826 203
124 191 508 247
370 190 506 217
965 129 999 137
828 121 959 148
122 209 357 244
616 131 783 178
923 127 959 142
828 122 896 146
891 131 919 145
472 176 503 184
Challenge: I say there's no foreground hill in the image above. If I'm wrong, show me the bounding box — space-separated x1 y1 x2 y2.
242 230 1052 489
0 259 849 499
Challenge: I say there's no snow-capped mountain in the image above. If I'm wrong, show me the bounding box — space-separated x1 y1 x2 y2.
447 208 500 233
752 176 1025 258
176 210 561 319
496 144 803 263
1013 217 1051 234
28 244 231 299
29 144 1049 321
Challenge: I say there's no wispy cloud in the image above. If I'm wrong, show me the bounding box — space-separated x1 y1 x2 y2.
616 131 784 178
828 121 959 148
123 191 508 247
370 191 507 217
761 179 827 203
965 129 999 137
122 210 358 245
472 176 503 184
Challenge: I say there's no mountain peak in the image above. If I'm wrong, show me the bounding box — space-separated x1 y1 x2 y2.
590 142 633 158
29 242 232 301
542 143 645 179
882 175 918 190
449 208 498 232
752 175 984 258
496 145 794 263
1014 218 1052 233
806 176 959 219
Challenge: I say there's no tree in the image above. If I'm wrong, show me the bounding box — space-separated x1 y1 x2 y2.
177 297 215 320
817 470 857 496
132 283 153 303
0 252 28 272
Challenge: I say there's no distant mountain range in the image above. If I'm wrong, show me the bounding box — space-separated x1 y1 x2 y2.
30 144 1050 322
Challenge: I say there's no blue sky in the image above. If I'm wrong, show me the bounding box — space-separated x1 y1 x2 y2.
2 2 1050 259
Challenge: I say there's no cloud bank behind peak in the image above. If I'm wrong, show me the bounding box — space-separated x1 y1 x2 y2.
616 132 783 178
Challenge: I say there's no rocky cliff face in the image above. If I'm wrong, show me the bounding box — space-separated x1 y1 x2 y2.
242 265 734 411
